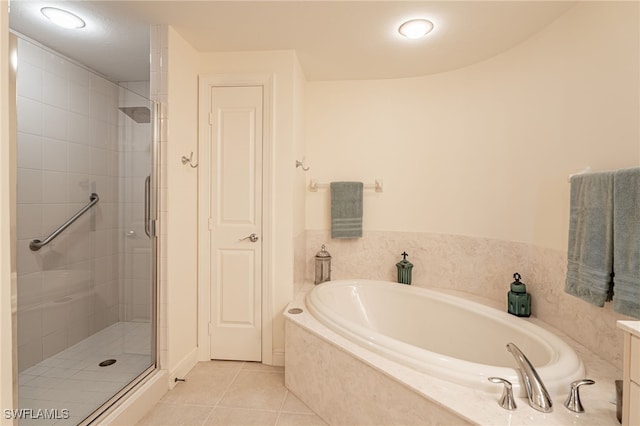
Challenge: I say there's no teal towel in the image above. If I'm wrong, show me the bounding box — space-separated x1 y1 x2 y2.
613 168 640 318
565 172 614 306
330 182 363 239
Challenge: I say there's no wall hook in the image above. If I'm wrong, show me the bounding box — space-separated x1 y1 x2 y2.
181 152 198 168
296 159 310 171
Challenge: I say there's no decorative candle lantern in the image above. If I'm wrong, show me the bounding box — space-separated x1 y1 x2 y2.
396 251 413 285
507 272 531 317
314 244 331 284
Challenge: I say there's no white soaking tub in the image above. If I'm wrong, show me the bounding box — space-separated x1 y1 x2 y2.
305 279 585 397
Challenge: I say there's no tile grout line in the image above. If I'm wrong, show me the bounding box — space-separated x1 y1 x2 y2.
198 361 247 425
272 370 293 426
137 362 328 426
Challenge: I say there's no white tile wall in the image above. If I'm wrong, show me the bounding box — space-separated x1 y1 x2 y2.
15 38 152 372
117 81 152 323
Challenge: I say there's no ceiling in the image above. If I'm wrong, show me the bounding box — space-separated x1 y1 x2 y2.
9 1 576 82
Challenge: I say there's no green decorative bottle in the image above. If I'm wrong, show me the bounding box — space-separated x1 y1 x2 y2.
507 272 531 317
396 252 413 285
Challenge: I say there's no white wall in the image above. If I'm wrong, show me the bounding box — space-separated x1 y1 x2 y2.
305 1 639 252
293 61 306 238
302 1 639 366
164 26 199 377
1 1 17 419
155 41 305 367
162 2 638 369
293 59 307 293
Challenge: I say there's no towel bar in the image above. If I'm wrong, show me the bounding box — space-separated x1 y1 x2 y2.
309 179 383 193
568 166 591 182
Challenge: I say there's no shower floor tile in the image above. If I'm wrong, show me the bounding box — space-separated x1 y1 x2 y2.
18 321 153 426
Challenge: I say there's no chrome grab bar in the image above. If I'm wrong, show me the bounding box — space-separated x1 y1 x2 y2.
144 176 151 238
29 193 99 251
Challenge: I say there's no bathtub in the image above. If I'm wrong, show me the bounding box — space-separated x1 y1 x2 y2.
305 279 585 397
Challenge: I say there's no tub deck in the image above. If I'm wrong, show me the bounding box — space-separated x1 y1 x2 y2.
285 283 622 426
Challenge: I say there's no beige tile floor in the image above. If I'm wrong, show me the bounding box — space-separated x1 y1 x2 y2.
137 361 327 426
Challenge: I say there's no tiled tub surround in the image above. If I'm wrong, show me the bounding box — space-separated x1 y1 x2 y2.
305 280 585 398
304 230 634 368
285 284 622 426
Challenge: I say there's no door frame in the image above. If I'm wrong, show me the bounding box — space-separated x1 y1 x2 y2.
197 74 274 364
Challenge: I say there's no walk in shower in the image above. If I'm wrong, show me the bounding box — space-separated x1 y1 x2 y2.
14 36 157 425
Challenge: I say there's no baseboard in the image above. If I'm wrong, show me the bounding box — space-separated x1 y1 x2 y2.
169 347 199 390
271 349 285 367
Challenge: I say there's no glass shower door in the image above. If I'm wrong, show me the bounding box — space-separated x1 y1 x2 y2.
14 37 157 425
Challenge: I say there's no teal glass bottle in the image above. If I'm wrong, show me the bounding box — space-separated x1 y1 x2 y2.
507 272 531 317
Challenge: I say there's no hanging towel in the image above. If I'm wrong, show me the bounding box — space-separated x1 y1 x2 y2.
565 172 615 307
330 182 363 239
613 167 640 318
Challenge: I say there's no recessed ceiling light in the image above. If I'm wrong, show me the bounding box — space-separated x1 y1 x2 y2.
398 19 434 39
40 7 86 29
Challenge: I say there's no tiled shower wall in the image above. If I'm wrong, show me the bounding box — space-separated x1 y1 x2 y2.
304 230 634 369
15 38 151 371
118 81 152 323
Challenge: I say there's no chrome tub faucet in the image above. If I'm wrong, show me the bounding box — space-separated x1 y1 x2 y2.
506 342 553 413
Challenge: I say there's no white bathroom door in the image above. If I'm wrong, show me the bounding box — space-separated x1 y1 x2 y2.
207 85 263 361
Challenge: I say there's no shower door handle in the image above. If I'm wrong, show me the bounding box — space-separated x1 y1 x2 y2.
144 175 151 238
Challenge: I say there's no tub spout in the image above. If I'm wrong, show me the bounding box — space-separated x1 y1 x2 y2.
506 342 553 413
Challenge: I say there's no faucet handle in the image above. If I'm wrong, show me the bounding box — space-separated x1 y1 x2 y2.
488 377 517 411
564 379 595 413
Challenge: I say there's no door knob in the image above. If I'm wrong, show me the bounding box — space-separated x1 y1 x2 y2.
241 233 259 242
